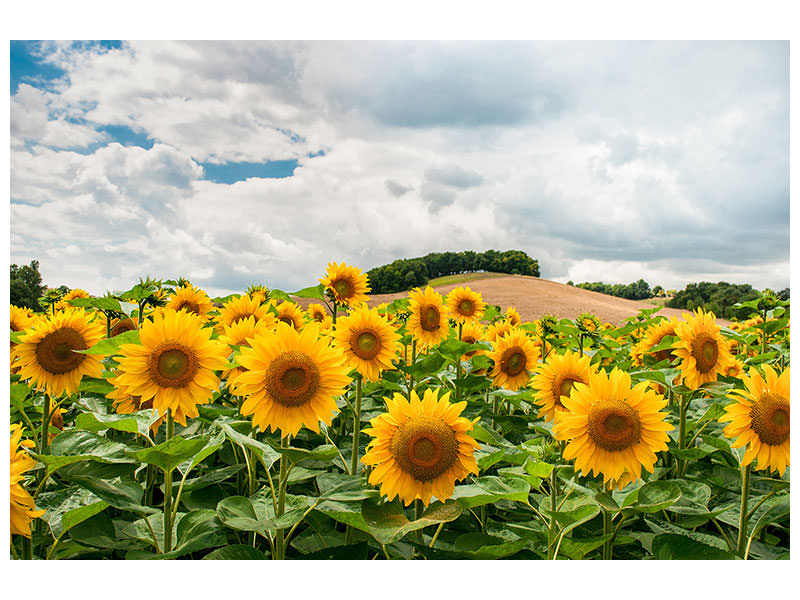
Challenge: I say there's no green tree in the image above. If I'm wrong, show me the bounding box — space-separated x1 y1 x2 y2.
10 260 46 310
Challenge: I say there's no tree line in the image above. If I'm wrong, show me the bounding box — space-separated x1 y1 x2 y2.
572 279 653 300
367 250 540 294
666 281 789 320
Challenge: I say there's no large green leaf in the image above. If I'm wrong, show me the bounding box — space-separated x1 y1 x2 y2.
43 430 137 471
263 439 338 464
316 472 378 502
290 284 325 300
59 501 109 538
202 544 268 560
67 475 156 514
127 436 209 472
75 410 158 437
623 481 682 514
651 533 738 559
128 510 227 559
361 498 462 545
217 421 281 469
216 496 276 533
449 533 531 559
78 329 140 355
37 486 102 538
403 352 446 377
450 476 530 508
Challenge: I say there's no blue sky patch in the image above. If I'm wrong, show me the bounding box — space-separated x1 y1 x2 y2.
200 159 299 183
97 124 154 149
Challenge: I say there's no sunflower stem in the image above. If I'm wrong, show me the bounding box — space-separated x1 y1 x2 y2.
275 435 290 559
676 393 690 478
602 510 613 560
455 323 463 401
480 505 487 534
21 536 32 560
414 500 424 544
39 393 51 456
736 462 751 557
408 340 417 398
350 375 363 477
163 410 174 554
546 467 559 559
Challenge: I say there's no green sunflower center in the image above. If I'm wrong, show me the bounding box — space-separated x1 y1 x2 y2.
691 333 719 373
458 299 475 316
351 329 382 360
332 278 354 299
266 350 320 408
391 416 459 482
35 327 88 374
149 343 198 388
421 306 441 331
750 392 790 446
500 346 527 377
587 399 642 452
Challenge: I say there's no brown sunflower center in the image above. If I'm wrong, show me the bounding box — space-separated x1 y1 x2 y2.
175 300 200 315
149 343 198 388
351 329 382 360
458 299 475 316
332 278 354 299
750 393 790 446
587 399 642 452
420 306 441 331
110 318 136 337
265 350 320 408
35 327 88 374
500 346 527 377
462 335 478 357
690 333 719 373
391 416 459 482
552 376 581 408
312 311 325 322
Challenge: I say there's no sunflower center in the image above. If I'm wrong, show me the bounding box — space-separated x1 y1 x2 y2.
462 335 478 357
691 334 719 373
35 327 88 374
265 350 320 408
111 319 136 337
500 346 527 377
149 343 198 388
332 278 354 299
458 299 475 316
750 393 790 446
421 306 441 331
391 416 459 482
587 399 642 452
552 376 580 408
351 330 382 360
175 300 200 315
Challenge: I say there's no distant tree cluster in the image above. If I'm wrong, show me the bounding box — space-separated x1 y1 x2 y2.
10 261 46 310
576 279 652 300
367 250 540 294
665 281 764 320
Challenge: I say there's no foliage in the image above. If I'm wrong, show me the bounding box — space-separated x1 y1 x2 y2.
576 279 652 300
666 281 761 319
10 260 46 310
367 249 540 293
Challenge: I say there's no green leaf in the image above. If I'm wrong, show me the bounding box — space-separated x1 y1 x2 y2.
403 352 446 377
128 510 227 559
77 377 116 396
315 472 378 502
298 542 370 560
449 533 531 559
78 329 141 355
60 500 109 536
625 481 682 513
177 431 226 475
37 486 102 538
315 500 372 534
217 421 281 469
547 503 600 530
362 498 462 545
436 339 475 362
216 496 276 533
202 544 268 560
450 476 531 508
651 533 738 559
127 436 209 472
10 383 32 407
67 296 123 312
269 289 292 303
75 411 157 437
290 284 325 300
67 475 157 514
44 430 137 470
263 439 338 464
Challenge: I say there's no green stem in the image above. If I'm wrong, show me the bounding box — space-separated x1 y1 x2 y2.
547 467 558 559
275 435 290 559
414 500 424 545
602 510 613 560
578 333 584 357
350 376 363 477
491 395 499 430
480 505 487 534
676 393 690 478
408 340 417 398
455 322 463 400
39 394 51 456
736 462 751 557
429 522 445 548
163 410 174 554
21 536 32 560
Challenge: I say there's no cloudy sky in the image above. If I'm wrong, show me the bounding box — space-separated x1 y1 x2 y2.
9 40 789 297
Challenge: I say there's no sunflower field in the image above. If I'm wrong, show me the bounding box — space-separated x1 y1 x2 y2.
9 264 790 560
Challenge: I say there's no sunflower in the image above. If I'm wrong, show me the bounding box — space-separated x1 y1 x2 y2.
407 287 449 349
106 378 166 433
485 319 514 342
553 368 673 487
577 312 600 334
319 262 371 307
110 316 139 337
459 321 486 360
487 328 540 391
233 323 351 437
10 424 46 537
217 294 273 330
630 317 679 367
306 303 328 323
55 288 91 311
445 286 486 323
672 309 734 389
273 301 305 330
166 284 215 322
333 304 401 381
505 306 522 327
10 305 35 332
13 308 105 397
112 309 229 426
362 389 480 506
218 316 271 387
719 364 790 475
246 284 271 305
724 358 745 379
532 350 596 423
